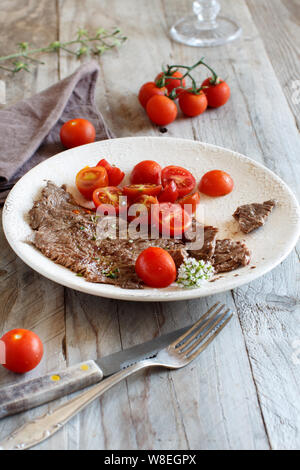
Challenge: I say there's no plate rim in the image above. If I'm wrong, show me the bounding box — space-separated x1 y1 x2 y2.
3 136 300 302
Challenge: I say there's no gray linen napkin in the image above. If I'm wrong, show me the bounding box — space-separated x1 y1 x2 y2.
0 61 113 204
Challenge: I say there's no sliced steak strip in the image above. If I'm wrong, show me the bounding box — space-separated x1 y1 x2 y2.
168 248 189 269
184 219 218 261
233 199 276 234
212 239 251 273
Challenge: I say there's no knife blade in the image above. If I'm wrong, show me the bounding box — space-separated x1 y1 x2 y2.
0 324 190 420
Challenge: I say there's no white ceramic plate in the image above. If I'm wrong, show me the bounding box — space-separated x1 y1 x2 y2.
3 137 300 302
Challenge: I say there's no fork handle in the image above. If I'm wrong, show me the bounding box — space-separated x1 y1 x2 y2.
0 360 154 450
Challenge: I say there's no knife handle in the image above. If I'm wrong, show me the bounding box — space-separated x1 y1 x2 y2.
0 360 103 419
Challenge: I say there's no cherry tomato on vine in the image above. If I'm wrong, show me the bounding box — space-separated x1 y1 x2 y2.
161 166 196 198
153 202 192 237
179 90 207 117
199 170 234 197
122 184 162 200
158 180 179 203
96 159 125 186
76 166 108 200
1 329 44 374
201 78 230 108
146 95 178 126
138 82 167 108
156 71 186 94
178 191 200 215
60 119 96 149
131 160 162 185
135 247 177 288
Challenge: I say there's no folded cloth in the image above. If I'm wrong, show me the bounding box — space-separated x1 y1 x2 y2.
0 61 113 204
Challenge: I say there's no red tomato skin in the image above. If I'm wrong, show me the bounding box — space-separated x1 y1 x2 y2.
199 170 234 197
76 166 109 200
158 180 179 203
146 95 178 126
178 191 201 214
156 71 186 93
122 184 162 200
201 78 230 108
161 166 196 198
96 159 125 186
135 247 177 288
131 160 162 185
179 90 208 117
1 329 43 374
153 202 192 237
60 119 96 149
138 82 167 108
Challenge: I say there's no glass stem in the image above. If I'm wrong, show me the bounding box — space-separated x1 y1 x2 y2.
193 0 221 30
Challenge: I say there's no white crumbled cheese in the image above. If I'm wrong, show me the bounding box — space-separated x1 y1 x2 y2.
177 257 214 289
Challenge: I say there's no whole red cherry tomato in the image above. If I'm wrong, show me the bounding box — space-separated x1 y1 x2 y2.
153 202 192 237
138 82 167 108
156 71 186 94
131 160 162 185
60 119 96 149
179 90 207 117
1 329 43 374
146 95 178 126
201 78 230 108
96 159 125 186
161 165 196 198
76 166 108 200
135 247 177 288
199 170 234 197
178 191 200 215
158 180 179 203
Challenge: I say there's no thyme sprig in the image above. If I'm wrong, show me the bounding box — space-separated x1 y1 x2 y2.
0 27 127 74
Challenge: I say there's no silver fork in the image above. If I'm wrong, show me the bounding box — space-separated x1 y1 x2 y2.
0 303 232 451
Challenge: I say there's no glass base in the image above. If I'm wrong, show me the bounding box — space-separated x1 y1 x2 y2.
170 15 242 47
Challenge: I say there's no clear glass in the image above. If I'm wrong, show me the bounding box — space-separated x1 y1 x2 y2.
170 0 242 47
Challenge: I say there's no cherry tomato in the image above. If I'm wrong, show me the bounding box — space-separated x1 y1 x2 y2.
131 160 162 185
76 166 109 200
161 165 196 198
60 119 96 149
153 202 192 237
96 159 125 186
138 82 167 108
201 78 230 108
158 180 179 203
199 170 234 197
122 184 162 200
178 191 200 215
179 90 207 117
128 194 158 223
146 95 178 126
0 329 43 374
156 71 186 94
135 247 177 288
92 186 125 216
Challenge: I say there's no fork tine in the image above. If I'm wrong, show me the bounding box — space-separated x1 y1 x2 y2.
182 309 232 357
178 304 225 352
170 302 221 348
186 313 233 362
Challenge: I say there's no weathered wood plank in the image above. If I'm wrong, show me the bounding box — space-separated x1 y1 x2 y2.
0 0 67 451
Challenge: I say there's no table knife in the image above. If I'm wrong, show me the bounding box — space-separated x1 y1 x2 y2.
0 325 190 419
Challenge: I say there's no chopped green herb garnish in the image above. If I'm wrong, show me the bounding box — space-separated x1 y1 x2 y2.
80 226 85 231
76 273 84 277
103 268 119 279
177 258 214 289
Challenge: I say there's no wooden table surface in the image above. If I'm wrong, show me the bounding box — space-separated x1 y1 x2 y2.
0 0 299 450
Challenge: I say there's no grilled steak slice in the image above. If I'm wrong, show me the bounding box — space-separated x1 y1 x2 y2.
233 200 276 234
29 182 184 289
184 219 218 261
212 239 251 273
168 248 188 269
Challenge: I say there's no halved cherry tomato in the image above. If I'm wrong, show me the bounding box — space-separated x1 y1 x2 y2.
201 78 230 108
122 184 162 200
156 71 186 94
1 329 44 374
178 191 200 215
146 95 178 126
131 160 162 185
60 119 96 149
199 170 234 197
92 186 125 216
161 166 196 198
179 90 207 117
128 194 158 223
153 202 192 237
158 180 179 203
96 159 125 186
138 82 167 108
135 247 177 288
76 166 108 200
